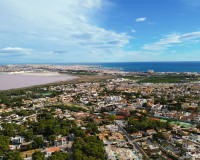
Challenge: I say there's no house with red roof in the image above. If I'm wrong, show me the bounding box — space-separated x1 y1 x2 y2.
45 147 61 156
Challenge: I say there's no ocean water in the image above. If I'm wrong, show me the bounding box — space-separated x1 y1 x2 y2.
1 62 200 73
56 62 200 73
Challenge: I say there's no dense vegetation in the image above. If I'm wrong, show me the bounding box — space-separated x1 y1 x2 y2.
138 74 199 83
73 136 106 160
3 151 23 160
0 87 61 107
47 104 87 112
126 117 171 133
71 72 97 76
119 76 144 80
32 150 70 160
0 135 10 155
29 113 75 136
47 151 69 160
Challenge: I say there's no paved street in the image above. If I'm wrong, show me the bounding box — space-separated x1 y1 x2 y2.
115 122 150 160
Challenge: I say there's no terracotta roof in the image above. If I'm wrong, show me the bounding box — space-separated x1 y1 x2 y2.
147 129 156 133
148 117 160 121
94 119 107 122
46 147 60 153
116 115 125 119
57 137 66 141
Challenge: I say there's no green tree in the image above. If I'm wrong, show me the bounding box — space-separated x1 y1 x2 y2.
197 124 200 129
32 151 44 160
73 149 83 160
86 123 99 135
47 151 69 160
2 123 15 137
109 114 116 123
142 103 148 107
73 137 106 160
47 135 56 146
23 130 34 141
34 137 45 148
3 151 23 160
74 128 86 138
0 135 10 155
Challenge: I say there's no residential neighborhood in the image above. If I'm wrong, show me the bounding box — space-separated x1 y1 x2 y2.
1 73 200 159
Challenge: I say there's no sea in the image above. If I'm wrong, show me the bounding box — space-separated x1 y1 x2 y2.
53 61 200 73
1 62 200 73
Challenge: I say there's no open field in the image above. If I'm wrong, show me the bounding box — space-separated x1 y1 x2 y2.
47 103 89 112
137 75 200 83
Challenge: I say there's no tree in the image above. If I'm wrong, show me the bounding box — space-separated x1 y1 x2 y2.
23 130 34 141
86 123 99 135
73 137 106 160
197 124 200 129
142 103 148 107
32 151 44 160
3 151 23 160
34 137 45 148
0 135 10 155
2 123 15 137
73 149 84 160
109 114 116 123
47 135 56 146
74 128 86 138
47 151 69 160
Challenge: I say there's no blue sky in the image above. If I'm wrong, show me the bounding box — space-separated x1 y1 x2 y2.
0 0 200 63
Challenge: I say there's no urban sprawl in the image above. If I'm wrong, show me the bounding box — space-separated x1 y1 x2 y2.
1 65 200 160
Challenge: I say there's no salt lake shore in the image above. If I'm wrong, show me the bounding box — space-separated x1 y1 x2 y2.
0 72 78 90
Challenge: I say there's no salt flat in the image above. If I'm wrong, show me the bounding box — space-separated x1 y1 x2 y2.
0 72 77 90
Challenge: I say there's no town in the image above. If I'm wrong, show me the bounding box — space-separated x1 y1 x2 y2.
1 72 200 160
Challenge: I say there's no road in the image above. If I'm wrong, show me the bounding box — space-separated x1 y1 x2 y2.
157 142 180 160
115 122 150 160
66 138 74 160
182 137 200 147
133 135 152 142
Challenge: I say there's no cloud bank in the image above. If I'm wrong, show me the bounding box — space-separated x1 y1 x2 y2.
0 0 131 62
143 31 200 51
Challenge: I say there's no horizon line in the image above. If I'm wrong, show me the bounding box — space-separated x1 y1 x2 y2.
1 61 200 65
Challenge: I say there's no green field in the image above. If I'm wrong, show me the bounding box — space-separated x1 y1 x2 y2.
71 72 97 75
120 76 144 80
137 75 199 83
160 119 192 128
41 92 51 96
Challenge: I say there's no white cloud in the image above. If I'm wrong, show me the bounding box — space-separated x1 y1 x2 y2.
143 31 200 51
136 17 147 22
1 47 32 52
0 47 32 56
181 32 200 40
131 29 136 33
0 0 132 62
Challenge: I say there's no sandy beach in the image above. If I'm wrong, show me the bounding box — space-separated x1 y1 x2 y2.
0 72 78 90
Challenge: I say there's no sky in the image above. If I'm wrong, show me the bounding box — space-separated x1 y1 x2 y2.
0 0 200 63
